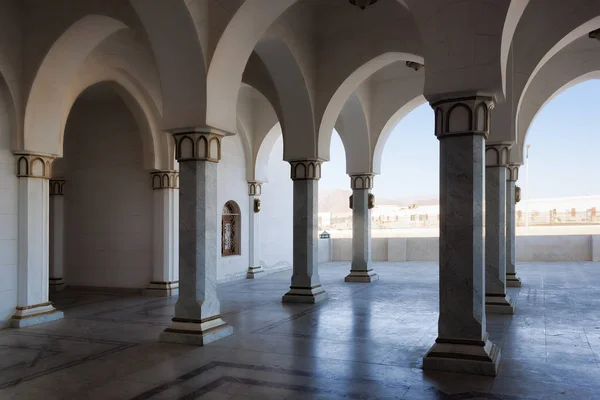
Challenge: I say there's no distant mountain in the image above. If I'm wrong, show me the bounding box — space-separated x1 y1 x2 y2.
318 189 437 214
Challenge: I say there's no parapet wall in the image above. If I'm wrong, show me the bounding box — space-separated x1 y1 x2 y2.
318 235 600 263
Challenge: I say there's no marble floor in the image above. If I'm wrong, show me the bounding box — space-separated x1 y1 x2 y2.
1 262 600 399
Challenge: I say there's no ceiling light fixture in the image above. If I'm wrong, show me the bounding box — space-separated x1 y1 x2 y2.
349 0 379 11
406 61 424 71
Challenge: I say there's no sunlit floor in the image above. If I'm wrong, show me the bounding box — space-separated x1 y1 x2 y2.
1 262 600 399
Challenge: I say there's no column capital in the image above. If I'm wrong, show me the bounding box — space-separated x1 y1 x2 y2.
349 174 374 190
289 159 322 180
49 179 65 196
248 181 263 196
507 164 520 181
485 142 512 167
169 127 233 162
431 95 494 140
151 170 179 189
14 153 54 179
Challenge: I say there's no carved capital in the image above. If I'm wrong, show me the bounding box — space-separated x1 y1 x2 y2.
170 127 230 162
507 164 520 182
15 153 54 179
151 170 179 190
49 179 65 196
350 174 374 190
290 160 322 180
485 142 512 167
248 181 263 196
432 96 494 140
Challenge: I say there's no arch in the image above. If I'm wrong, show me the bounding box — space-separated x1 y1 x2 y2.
235 119 254 182
318 52 424 162
68 69 167 170
255 124 283 183
0 74 17 151
254 38 315 161
372 95 426 174
23 15 128 156
206 0 298 133
129 0 207 129
334 94 371 175
515 72 600 164
514 10 600 131
222 200 242 257
500 0 530 95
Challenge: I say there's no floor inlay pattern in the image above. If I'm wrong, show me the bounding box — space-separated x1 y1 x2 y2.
0 331 136 389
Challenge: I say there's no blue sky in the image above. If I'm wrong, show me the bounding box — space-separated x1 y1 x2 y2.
320 80 600 201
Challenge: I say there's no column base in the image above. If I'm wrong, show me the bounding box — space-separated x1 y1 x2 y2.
485 293 516 314
506 272 522 287
345 269 379 283
159 315 233 346
282 285 328 304
144 281 179 297
9 302 64 328
49 278 66 292
423 336 501 376
246 265 264 279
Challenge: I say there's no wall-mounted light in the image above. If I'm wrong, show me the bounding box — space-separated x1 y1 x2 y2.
349 0 379 10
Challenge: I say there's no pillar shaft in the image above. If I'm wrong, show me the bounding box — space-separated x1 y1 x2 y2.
49 179 65 292
247 182 264 279
345 174 378 283
423 96 500 376
160 130 232 346
282 160 328 303
506 165 522 287
11 154 63 327
484 144 515 314
146 171 179 296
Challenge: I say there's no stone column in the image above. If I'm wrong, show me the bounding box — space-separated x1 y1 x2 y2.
485 143 515 314
422 97 500 376
159 130 232 345
145 170 179 296
282 160 328 304
247 181 264 279
506 164 522 286
10 154 64 327
345 174 378 283
49 179 66 292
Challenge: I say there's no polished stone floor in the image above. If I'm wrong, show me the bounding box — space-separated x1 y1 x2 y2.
1 261 600 399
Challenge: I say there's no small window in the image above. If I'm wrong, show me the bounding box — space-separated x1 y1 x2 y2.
222 201 241 256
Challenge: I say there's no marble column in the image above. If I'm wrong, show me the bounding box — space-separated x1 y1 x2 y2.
506 164 522 287
422 96 500 376
485 143 515 314
247 181 264 279
345 174 378 283
282 160 328 304
49 179 66 292
146 170 179 296
159 130 232 345
10 154 64 327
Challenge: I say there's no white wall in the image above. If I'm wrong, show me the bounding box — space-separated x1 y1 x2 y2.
329 235 600 262
61 96 153 289
0 86 17 327
217 134 250 280
259 136 293 270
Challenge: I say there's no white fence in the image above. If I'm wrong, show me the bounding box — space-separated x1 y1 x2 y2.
318 235 600 263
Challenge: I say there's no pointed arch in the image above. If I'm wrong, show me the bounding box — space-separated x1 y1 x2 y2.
129 0 207 129
23 15 128 156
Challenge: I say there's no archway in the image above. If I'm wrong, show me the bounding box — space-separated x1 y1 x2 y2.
517 80 600 236
56 83 154 289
